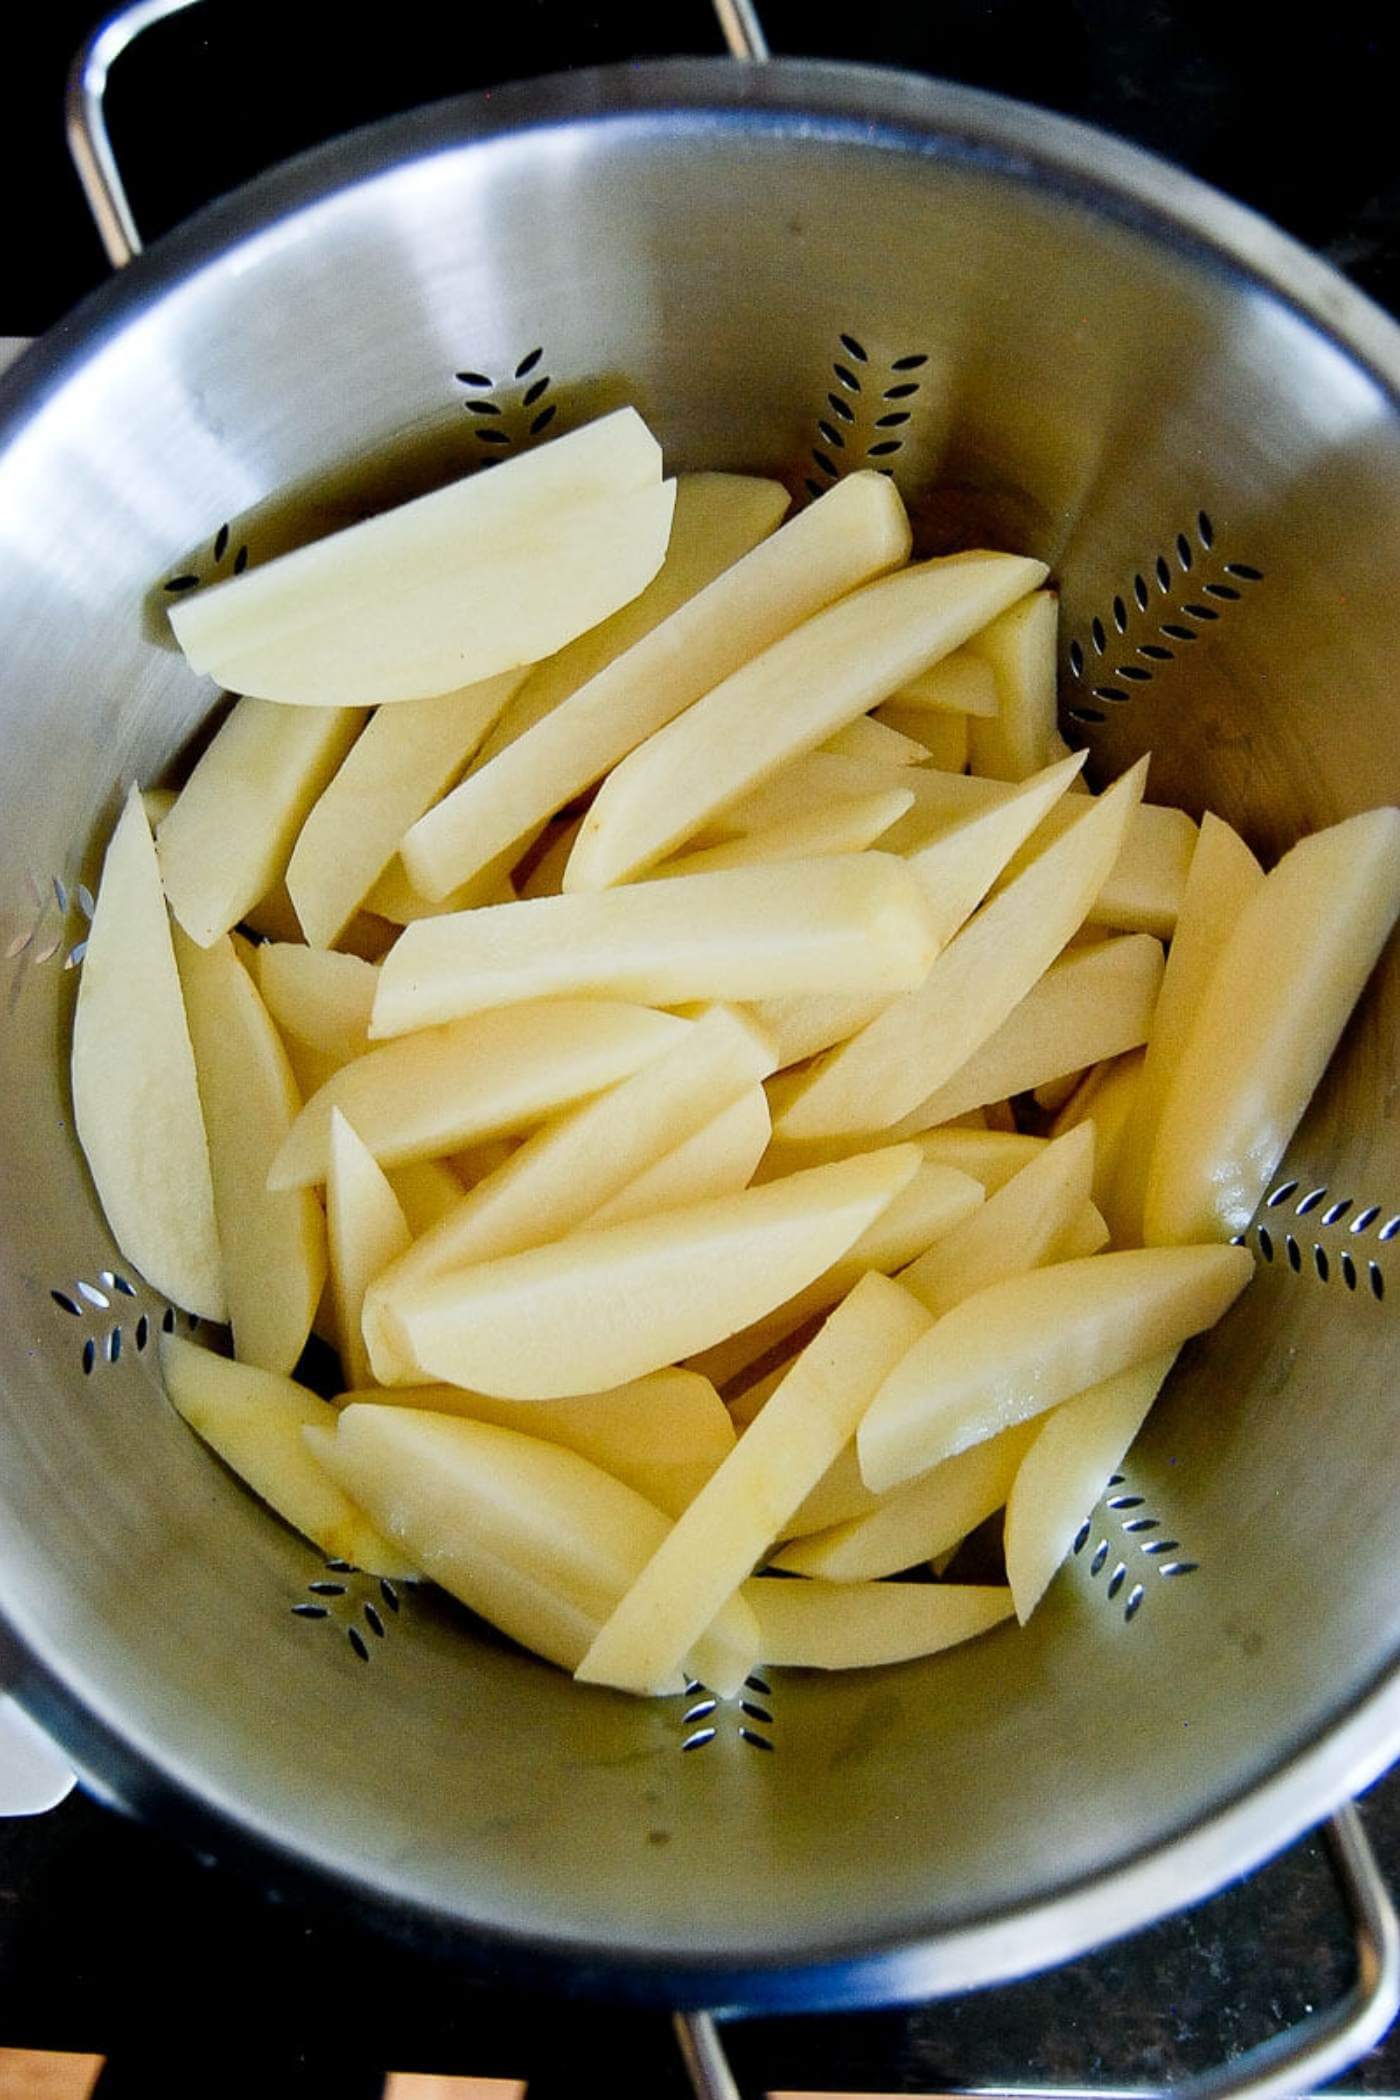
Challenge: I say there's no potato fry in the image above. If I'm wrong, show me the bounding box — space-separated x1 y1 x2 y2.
966 590 1071 780
741 1578 1014 1670
759 1126 1045 1191
779 1442 882 1538
724 755 1005 842
588 1085 771 1227
255 944 378 1059
898 1125 1095 1321
384 1157 465 1237
872 703 969 773
890 649 999 718
1050 1050 1146 1218
648 789 915 880
327 1110 411 1390
820 715 930 766
362 845 519 922
996 798 1198 939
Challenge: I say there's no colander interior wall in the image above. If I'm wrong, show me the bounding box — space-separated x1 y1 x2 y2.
0 62 1397 2007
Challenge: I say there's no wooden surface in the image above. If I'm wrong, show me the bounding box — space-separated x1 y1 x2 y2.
0 2054 102 2100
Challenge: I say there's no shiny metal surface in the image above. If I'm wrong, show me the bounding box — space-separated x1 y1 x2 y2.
1 58 1399 2014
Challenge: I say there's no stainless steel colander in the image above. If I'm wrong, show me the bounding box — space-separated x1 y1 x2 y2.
1 4 1398 2093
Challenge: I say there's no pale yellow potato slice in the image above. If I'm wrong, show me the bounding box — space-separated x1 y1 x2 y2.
898 1124 1096 1321
1059 1202 1111 1260
401 471 911 899
997 798 1198 939
282 1036 346 1103
772 762 1146 1141
873 702 970 772
1004 1349 1177 1622
516 816 584 901
686 1160 984 1389
284 671 525 947
386 1145 921 1400
759 1126 1044 1190
724 755 1006 843
586 1085 771 1228
371 855 937 1037
311 1404 758 1692
327 1110 411 1390
820 715 929 766
383 1158 465 1236
566 552 1048 890
160 1335 411 1576
268 1001 687 1190
858 1242 1253 1493
362 845 520 922
745 990 900 1071
158 699 367 947
889 649 999 718
779 1443 882 1538
773 1420 1036 1579
336 1368 735 1520
1108 813 1264 1244
72 787 224 1319
476 472 791 761
174 928 325 1372
1051 1050 1146 1219
1146 807 1400 1242
647 789 915 880
882 933 1164 1133
255 945 378 1059
742 1578 1014 1670
967 589 1071 781
577 1271 933 1694
726 1353 801 1427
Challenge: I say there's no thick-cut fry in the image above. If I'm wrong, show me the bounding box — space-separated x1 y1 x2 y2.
158 699 367 947
891 649 999 718
997 798 1198 939
1050 1050 1146 1218
577 1272 933 1693
1147 808 1400 1243
160 1336 412 1576
327 1110 411 1390
742 1579 1014 1669
567 552 1047 889
873 703 969 773
72 787 225 1321
401 471 911 899
724 755 1005 843
1004 1350 1177 1621
371 855 937 1036
779 1443 882 1538
255 945 378 1059
268 1001 687 1189
175 927 325 1373
586 1086 771 1227
649 790 915 880
898 1125 1096 1321
384 1146 922 1400
772 762 1147 1141
363 845 519 922
759 1127 1044 1191
384 1158 465 1236
820 715 930 766
966 590 1070 781
858 1243 1253 1493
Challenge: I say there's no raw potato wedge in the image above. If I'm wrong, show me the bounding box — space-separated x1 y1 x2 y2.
820 715 930 766
1004 1349 1177 1622
284 671 525 946
476 472 792 761
364 847 520 923
966 589 1071 781
371 855 937 1036
873 703 970 773
160 1335 412 1576
384 1146 922 1400
566 552 1048 889
742 1579 1014 1670
773 762 1147 1141
327 1110 412 1389
158 699 368 947
724 755 1005 843
337 1369 736 1520
649 789 915 879
577 1272 934 1694
1146 807 1400 1243
268 1001 687 1189
312 1404 758 1692
759 1126 1044 1191
587 1086 771 1227
885 933 1164 1133
997 798 1198 940
779 1443 883 1538
72 787 224 1320
255 945 378 1058
1050 1050 1146 1217
174 927 325 1372
401 471 912 899
384 1157 465 1237
898 1124 1096 1321
858 1243 1253 1493
1107 812 1264 1243
891 650 999 718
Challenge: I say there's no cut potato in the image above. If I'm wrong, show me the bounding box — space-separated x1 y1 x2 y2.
858 1243 1253 1493
284 671 525 947
516 817 585 901
160 1335 411 1575
401 471 911 899
884 933 1164 1133
567 552 1048 890
759 1126 1044 1191
158 699 367 947
1108 813 1265 1243
384 1145 921 1400
337 1368 735 1520
1050 1050 1146 1218
724 755 1006 844
268 1001 687 1190
898 1124 1096 1322
742 1579 1014 1670
588 1086 771 1228
966 589 1070 781
240 879 305 946
891 648 999 719
254 944 378 1059
648 789 915 880
174 927 325 1372
745 989 899 1070
873 703 969 773
72 786 224 1320
772 761 1147 1141
362 845 520 923
383 1157 465 1237
327 1110 412 1389
1004 1349 1177 1621
476 472 792 762
281 1036 346 1103
779 1443 882 1538
1060 1202 1111 1260
820 715 930 766
725 1353 801 1427
1146 807 1400 1243
577 1271 934 1694
773 1420 1036 1580
312 1404 757 1692
996 798 1198 940
371 855 937 1036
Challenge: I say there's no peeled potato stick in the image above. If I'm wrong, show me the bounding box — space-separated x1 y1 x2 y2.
587 1085 771 1228
820 715 930 766
758 1126 1044 1190
577 1272 934 1694
898 1125 1096 1321
725 755 1007 844
384 1158 466 1237
363 844 520 922
567 551 1047 889
327 1110 411 1390
742 1579 1014 1670
647 789 915 879
966 589 1070 781
255 945 378 1059
1050 1050 1147 1219
779 1443 882 1538
890 649 999 718
996 798 1198 940
873 703 970 773
858 1243 1253 1493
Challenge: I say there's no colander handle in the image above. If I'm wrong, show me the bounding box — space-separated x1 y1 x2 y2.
675 1802 1400 2100
65 0 770 270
